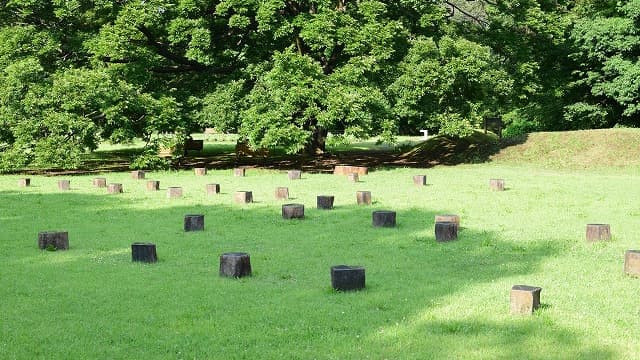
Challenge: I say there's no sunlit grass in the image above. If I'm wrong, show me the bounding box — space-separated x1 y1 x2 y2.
1 164 638 358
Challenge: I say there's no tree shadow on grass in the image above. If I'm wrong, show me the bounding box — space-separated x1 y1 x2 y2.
0 190 615 359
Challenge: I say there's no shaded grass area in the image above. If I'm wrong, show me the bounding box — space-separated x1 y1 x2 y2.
1 166 638 358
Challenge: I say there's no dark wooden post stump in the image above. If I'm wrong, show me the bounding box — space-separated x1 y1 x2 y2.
233 168 245 177
586 224 610 242
435 215 460 228
348 173 359 182
219 252 252 278
234 191 253 203
147 180 160 191
624 250 640 276
331 265 365 291
58 180 70 191
510 285 542 315
372 210 396 227
194 167 207 176
18 178 31 187
288 170 302 180
317 195 334 210
435 222 458 242
184 214 204 232
107 183 123 194
38 231 69 250
167 187 183 199
206 183 220 195
356 191 372 205
131 170 145 179
131 243 157 263
413 175 426 186
282 204 304 219
490 179 505 191
275 187 289 200
92 177 106 188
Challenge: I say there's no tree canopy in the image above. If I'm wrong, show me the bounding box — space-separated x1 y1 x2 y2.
0 0 637 170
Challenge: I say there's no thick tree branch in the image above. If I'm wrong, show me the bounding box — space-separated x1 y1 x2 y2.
445 1 489 26
137 25 208 70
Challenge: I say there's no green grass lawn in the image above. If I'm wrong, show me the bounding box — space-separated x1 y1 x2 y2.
1 164 639 359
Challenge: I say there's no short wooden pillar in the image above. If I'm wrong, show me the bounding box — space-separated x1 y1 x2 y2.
510 285 542 315
624 250 640 276
435 215 460 228
372 210 396 227
490 179 505 191
234 191 253 203
331 265 365 291
348 173 359 182
194 167 207 176
233 168 245 177
107 183 123 194
586 224 610 242
131 170 145 179
288 170 302 180
38 231 69 250
219 252 252 278
92 177 106 188
334 166 368 176
18 178 31 187
58 180 70 191
282 204 304 219
435 222 457 242
275 187 289 200
356 191 372 205
146 180 160 191
317 195 334 210
413 175 426 186
206 183 220 195
184 214 204 232
131 243 157 263
167 187 183 199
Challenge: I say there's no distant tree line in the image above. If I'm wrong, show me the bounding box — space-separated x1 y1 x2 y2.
0 0 638 169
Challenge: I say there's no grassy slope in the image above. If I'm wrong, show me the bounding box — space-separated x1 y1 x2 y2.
492 128 640 170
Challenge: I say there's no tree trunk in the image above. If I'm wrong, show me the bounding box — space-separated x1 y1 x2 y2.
305 127 327 155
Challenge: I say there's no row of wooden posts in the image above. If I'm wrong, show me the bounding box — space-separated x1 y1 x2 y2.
27 165 624 314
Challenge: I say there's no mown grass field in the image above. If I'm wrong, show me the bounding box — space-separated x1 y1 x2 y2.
1 159 639 358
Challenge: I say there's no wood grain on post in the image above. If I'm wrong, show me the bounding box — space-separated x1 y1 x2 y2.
510 285 542 315
331 265 365 291
372 210 396 227
107 183 123 194
317 195 334 210
489 179 505 191
435 215 460 228
206 183 220 195
233 168 245 177
167 187 183 198
219 252 252 278
413 175 426 186
234 191 253 203
131 243 157 263
92 177 106 188
146 180 160 191
38 231 69 250
275 187 289 200
287 170 302 180
58 180 70 191
184 214 204 232
586 224 611 242
194 167 207 176
282 204 304 219
624 250 640 276
435 222 458 242
131 170 145 179
356 191 371 205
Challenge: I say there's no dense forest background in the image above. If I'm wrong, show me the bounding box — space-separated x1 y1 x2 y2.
0 0 638 169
